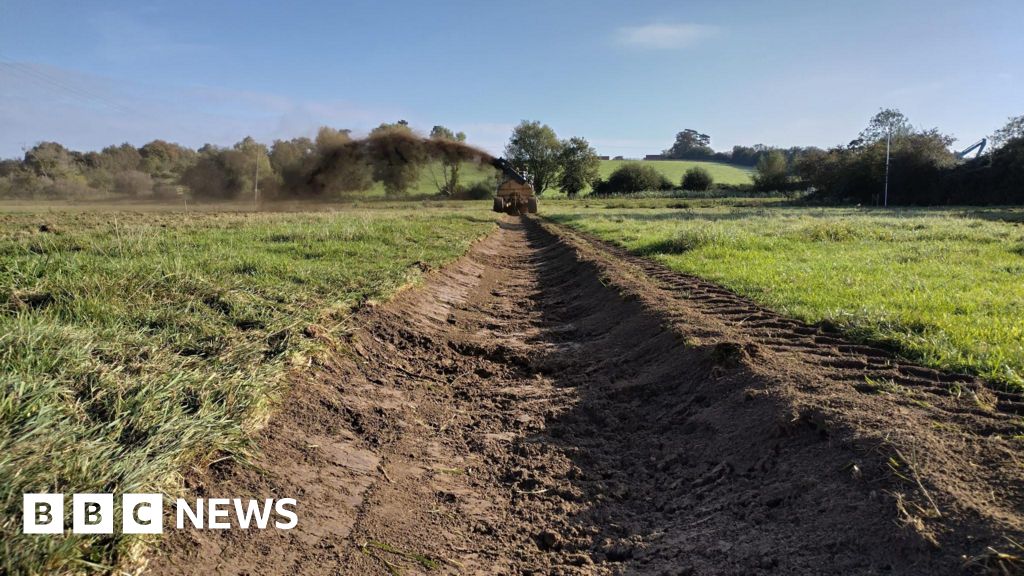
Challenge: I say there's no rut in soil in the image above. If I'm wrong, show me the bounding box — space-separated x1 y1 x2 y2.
151 216 1024 576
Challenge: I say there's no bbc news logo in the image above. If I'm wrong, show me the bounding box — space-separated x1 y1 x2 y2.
23 494 297 534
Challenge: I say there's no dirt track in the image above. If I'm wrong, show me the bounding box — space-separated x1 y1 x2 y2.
152 216 1024 575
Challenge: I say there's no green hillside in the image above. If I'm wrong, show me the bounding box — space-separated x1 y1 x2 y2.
363 161 496 197
365 158 752 197
599 159 753 187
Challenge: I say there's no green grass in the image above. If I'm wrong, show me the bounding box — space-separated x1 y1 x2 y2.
598 159 753 188
0 205 495 575
366 160 497 198
545 199 1024 389
363 158 752 198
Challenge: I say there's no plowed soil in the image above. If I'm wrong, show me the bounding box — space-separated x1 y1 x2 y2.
151 216 1024 575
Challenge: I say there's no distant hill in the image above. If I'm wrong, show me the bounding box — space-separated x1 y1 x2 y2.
365 158 753 197
599 159 753 188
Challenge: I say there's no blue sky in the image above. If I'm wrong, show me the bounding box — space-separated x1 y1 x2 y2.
1 0 1021 158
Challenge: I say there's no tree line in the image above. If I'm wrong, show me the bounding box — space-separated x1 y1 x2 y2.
661 128 811 167
0 122 498 202
0 120 608 202
756 110 1024 205
3 113 1021 205
658 112 1024 205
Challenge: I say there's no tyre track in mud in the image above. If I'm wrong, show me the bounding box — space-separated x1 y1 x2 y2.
153 216 1024 575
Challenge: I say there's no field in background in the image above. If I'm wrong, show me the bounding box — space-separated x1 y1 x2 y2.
598 159 753 187
371 158 753 198
545 199 1024 389
380 158 753 197
0 205 495 574
356 161 496 198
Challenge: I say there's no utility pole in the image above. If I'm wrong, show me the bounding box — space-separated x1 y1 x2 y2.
253 147 260 210
883 130 891 207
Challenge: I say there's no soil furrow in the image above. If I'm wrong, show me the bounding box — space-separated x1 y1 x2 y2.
152 216 1024 576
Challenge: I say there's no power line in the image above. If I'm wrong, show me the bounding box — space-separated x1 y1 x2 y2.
2 61 136 115
0 53 137 115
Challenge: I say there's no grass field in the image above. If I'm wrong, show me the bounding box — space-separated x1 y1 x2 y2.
545 199 1024 389
365 161 497 198
0 205 495 574
367 158 752 197
5 196 1023 573
598 159 753 187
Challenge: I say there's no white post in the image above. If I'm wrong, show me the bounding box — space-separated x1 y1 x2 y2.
253 148 260 210
883 131 891 207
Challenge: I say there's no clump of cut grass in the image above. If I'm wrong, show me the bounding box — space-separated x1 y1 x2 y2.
359 540 441 575
963 537 1024 575
798 220 864 242
638 224 734 255
854 376 906 395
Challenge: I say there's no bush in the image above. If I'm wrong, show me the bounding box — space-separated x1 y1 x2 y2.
681 166 713 191
45 177 93 199
455 180 494 200
796 130 970 204
181 152 237 200
0 172 50 199
592 162 673 195
753 150 790 192
940 138 1024 205
113 170 153 197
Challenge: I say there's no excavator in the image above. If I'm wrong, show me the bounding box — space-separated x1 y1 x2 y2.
956 138 987 159
490 158 538 215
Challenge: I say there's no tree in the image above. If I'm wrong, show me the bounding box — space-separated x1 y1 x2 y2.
24 142 76 179
181 146 235 200
97 143 142 172
314 126 352 151
270 137 315 176
233 136 274 198
991 115 1024 149
664 129 713 160
429 125 467 195
139 140 197 179
681 166 713 191
592 163 672 195
113 170 153 197
557 136 600 197
367 122 426 197
306 127 372 197
270 137 317 197
858 108 913 144
180 137 272 200
753 150 789 191
504 120 563 195
796 129 956 204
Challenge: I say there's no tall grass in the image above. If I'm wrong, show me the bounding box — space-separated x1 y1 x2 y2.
0 207 494 574
547 202 1024 389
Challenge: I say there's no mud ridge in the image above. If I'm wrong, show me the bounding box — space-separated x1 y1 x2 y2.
152 216 1024 575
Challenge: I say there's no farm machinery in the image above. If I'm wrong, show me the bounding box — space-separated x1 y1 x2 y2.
490 158 538 215
956 138 987 159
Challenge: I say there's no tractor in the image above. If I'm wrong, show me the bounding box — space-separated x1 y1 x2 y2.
490 158 537 215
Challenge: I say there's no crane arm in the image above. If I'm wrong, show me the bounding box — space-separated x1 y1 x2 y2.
490 157 529 184
956 138 987 159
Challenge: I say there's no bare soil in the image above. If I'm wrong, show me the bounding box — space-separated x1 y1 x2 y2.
150 216 1024 575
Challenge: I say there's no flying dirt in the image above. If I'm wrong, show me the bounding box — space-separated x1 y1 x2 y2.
151 216 1024 575
307 131 537 214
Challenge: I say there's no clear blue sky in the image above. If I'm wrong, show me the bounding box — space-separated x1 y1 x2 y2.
1 0 1021 158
